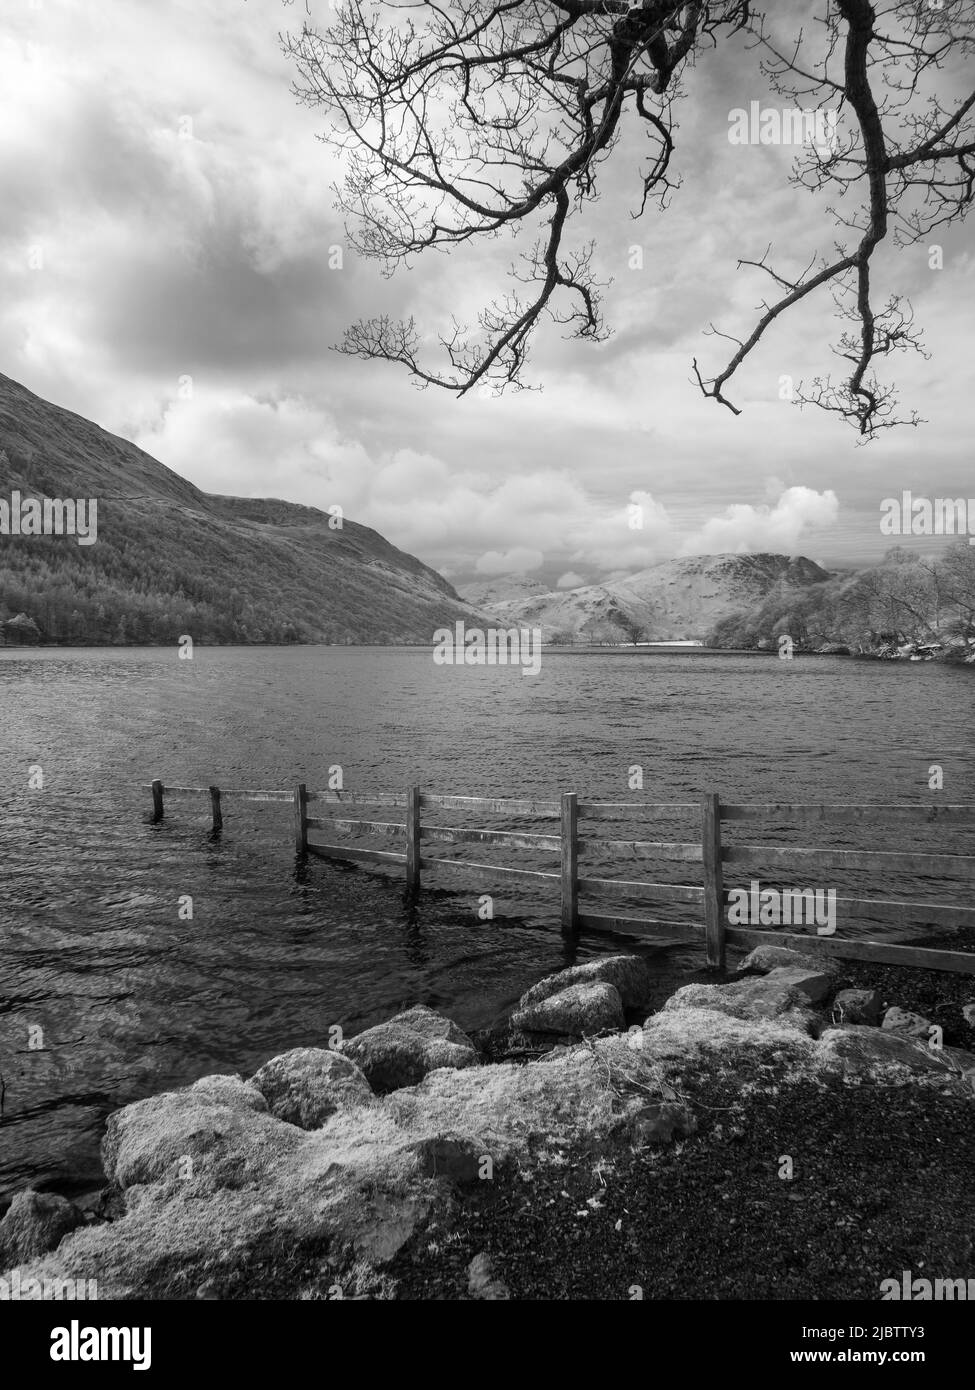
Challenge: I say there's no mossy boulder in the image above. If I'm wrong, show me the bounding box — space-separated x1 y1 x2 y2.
739 945 842 978
342 1018 477 1094
0 1190 84 1265
818 1025 975 1087
517 955 653 1012
101 1083 302 1193
250 1049 373 1129
511 981 625 1037
660 968 830 1031
387 1006 474 1050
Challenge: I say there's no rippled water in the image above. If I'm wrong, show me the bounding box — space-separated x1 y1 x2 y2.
1 645 972 1201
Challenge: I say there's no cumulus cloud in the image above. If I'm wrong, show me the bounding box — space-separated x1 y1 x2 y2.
563 490 676 573
124 387 846 586
133 387 373 510
474 547 545 575
680 487 840 556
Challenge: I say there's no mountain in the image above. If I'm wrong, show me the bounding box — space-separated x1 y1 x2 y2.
460 553 832 643
709 543 975 656
461 575 553 607
0 373 482 644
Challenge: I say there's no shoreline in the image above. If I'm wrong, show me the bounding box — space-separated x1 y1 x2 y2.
1 639 972 664
2 946 973 1300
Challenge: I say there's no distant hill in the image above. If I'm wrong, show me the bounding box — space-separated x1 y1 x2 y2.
0 373 482 644
460 553 832 643
708 543 975 655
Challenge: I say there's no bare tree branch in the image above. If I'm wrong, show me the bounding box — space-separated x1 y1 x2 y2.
283 0 975 435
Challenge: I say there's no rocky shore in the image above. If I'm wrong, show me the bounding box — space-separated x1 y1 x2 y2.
748 637 975 663
2 948 974 1301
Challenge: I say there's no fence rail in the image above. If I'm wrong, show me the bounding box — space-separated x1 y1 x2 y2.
143 781 975 975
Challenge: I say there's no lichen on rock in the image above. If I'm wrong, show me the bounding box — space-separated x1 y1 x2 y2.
250 1048 373 1129
0 1190 85 1266
516 955 653 1012
511 981 625 1037
342 1011 478 1093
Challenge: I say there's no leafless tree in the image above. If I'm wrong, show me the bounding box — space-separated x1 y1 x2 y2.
927 538 975 638
282 1 975 437
859 546 943 640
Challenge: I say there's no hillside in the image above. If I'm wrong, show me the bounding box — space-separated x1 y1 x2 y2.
0 373 481 644
461 553 832 643
708 543 975 656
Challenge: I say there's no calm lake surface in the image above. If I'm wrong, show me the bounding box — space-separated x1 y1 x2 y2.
1 645 973 1201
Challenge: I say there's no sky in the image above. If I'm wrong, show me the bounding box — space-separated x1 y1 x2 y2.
1 0 973 588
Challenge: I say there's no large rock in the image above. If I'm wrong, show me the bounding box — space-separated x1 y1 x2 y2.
343 1022 476 1094
250 1048 373 1129
387 1006 474 1050
188 1074 268 1112
818 1025 975 1084
102 1084 302 1192
0 1190 84 1265
963 1003 975 1027
882 1007 934 1039
511 982 625 1037
832 988 882 1025
517 956 653 1012
739 945 841 977
660 967 831 1030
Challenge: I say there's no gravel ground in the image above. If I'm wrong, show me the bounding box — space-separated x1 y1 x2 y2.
389 958 975 1301
387 1063 975 1300
831 957 975 1050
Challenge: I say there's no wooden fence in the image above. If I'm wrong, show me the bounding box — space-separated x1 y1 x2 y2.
144 781 975 975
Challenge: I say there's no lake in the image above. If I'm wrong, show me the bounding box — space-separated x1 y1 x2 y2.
1 645 972 1202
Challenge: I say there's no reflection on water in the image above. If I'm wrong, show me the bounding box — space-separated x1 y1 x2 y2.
1 645 972 1200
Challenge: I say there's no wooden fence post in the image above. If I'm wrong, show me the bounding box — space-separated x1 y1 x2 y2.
561 792 579 934
293 783 308 856
151 779 164 823
405 785 421 895
209 785 222 834
702 791 725 971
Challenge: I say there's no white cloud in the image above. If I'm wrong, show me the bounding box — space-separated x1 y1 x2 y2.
475 547 545 575
680 487 840 556
133 387 373 510
556 571 587 589
563 489 676 572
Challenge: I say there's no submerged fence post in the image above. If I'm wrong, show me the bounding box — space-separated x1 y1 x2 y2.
209 785 222 835
405 785 421 895
293 783 308 856
702 791 725 971
560 792 579 935
151 779 164 823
